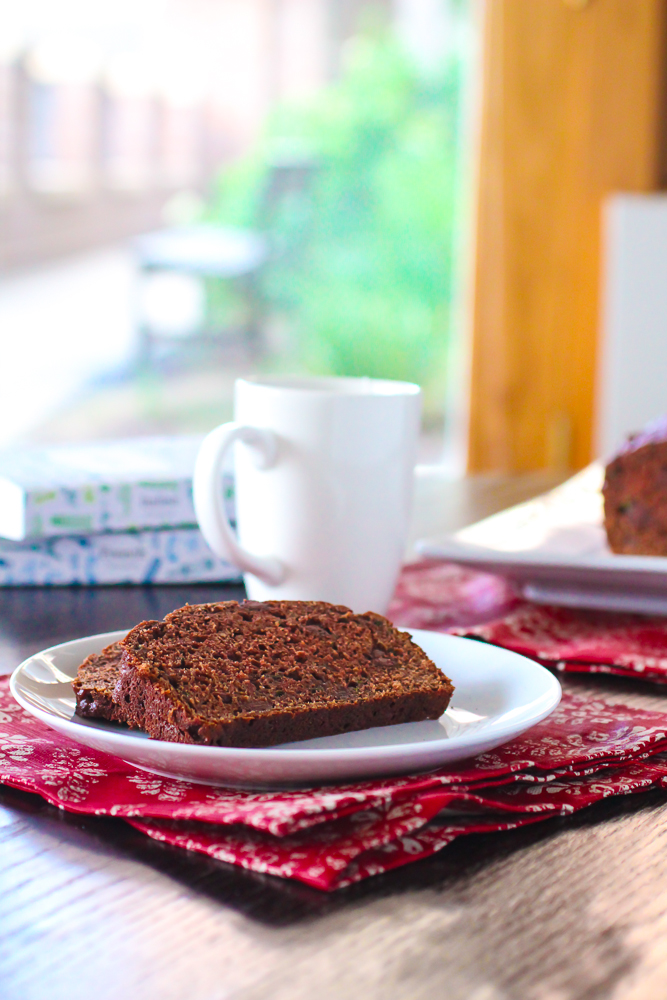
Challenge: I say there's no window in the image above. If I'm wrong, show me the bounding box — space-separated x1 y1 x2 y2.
0 0 474 467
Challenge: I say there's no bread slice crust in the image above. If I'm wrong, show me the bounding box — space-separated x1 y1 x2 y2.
73 642 126 722
115 600 454 747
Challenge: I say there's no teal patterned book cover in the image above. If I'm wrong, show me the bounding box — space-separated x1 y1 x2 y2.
0 527 241 586
0 435 234 541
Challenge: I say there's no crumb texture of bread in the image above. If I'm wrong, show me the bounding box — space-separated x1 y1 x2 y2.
115 600 454 747
73 642 126 721
604 422 667 555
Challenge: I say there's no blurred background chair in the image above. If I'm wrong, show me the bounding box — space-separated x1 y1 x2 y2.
133 154 319 369
133 225 268 365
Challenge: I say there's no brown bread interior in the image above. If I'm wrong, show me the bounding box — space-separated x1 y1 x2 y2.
115 599 454 747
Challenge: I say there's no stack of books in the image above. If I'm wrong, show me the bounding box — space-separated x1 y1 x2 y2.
0 436 241 586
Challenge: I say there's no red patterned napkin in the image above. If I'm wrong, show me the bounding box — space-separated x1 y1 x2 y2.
127 757 667 888
389 561 517 631
390 561 667 684
456 604 667 682
4 675 667 889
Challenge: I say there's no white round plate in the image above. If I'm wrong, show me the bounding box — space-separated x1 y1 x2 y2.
10 628 561 787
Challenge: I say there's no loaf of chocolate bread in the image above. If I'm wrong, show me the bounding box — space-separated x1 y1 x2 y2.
603 416 667 555
115 599 454 747
73 642 126 721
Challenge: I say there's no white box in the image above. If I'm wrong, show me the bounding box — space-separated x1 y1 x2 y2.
0 526 241 586
0 435 233 541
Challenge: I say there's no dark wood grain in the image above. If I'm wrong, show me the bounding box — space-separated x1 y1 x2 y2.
0 582 245 675
3 477 667 1000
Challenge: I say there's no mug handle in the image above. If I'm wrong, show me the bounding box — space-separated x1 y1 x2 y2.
193 422 285 585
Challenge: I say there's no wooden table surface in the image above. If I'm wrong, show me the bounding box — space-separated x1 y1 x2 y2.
4 473 667 1000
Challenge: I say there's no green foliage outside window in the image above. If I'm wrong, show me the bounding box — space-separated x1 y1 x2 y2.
208 11 466 420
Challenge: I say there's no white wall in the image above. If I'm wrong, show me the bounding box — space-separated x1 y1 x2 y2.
597 193 667 458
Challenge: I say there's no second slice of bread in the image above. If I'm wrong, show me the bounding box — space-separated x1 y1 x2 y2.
73 642 126 722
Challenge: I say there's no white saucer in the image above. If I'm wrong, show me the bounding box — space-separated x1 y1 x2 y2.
10 628 561 787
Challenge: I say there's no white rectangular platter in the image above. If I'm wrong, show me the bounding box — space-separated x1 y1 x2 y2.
417 465 667 615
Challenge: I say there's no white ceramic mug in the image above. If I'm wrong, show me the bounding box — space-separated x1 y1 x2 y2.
193 375 421 614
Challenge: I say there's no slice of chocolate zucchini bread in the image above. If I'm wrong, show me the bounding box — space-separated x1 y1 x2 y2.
603 415 667 555
73 642 126 722
115 600 454 747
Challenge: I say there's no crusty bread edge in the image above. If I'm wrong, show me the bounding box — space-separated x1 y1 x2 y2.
114 651 453 748
73 643 127 723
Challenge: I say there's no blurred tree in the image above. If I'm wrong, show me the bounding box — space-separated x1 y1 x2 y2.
209 7 465 420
